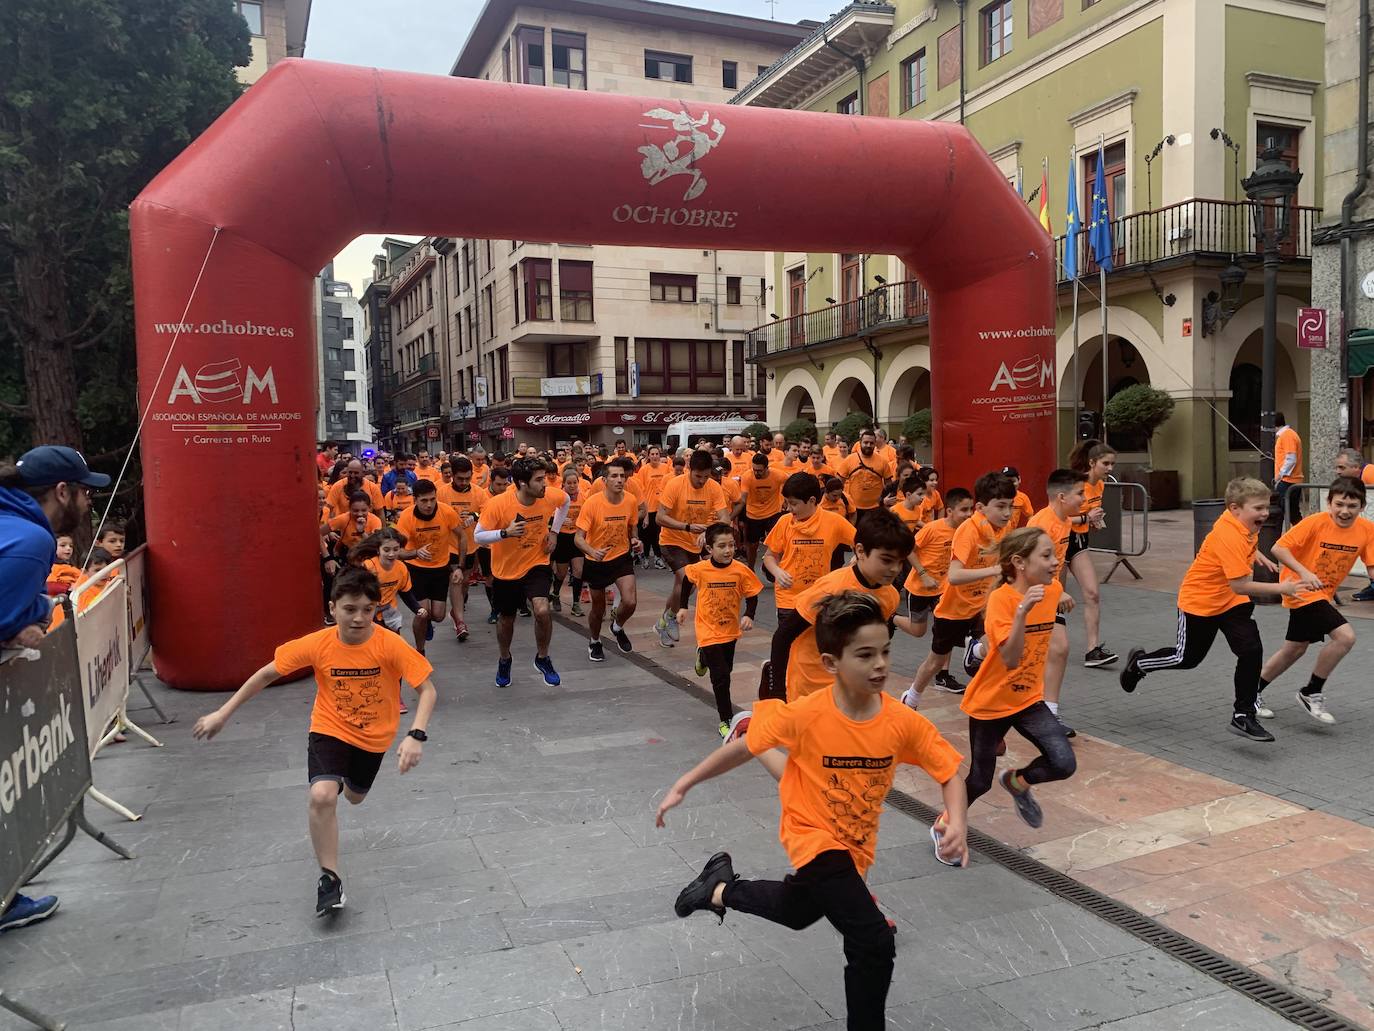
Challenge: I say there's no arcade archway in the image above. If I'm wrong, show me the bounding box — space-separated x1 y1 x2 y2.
131 60 1055 689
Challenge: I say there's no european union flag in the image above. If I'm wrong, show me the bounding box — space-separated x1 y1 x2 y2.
1064 156 1081 279
1089 140 1114 272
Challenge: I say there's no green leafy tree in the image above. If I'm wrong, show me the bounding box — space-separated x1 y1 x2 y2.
742 421 771 443
902 409 932 448
0 0 249 458
782 418 816 443
833 411 872 445
1104 384 1176 465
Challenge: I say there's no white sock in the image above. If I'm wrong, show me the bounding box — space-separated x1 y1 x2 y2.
971 641 985 660
1046 700 1060 716
611 619 622 633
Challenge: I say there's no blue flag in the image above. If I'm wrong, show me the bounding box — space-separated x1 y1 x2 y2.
1088 140 1114 272
1064 155 1081 280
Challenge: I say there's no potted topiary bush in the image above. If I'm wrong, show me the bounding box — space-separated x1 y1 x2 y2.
832 411 872 448
783 418 817 443
742 421 771 445
902 409 932 459
1104 384 1179 510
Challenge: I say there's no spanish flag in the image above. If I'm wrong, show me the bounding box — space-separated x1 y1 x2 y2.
1038 167 1052 235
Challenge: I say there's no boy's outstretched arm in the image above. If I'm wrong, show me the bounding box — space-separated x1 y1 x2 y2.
657 738 753 826
192 661 279 740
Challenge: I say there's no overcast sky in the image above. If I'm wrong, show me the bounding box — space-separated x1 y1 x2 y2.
306 0 842 291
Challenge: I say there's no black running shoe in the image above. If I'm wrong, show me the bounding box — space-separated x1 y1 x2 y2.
1084 644 1118 668
933 670 966 695
316 870 344 915
486 610 499 625
674 851 737 923
588 639 605 662
961 640 984 679
1119 648 1145 693
519 604 532 618
611 622 633 654
551 595 562 613
999 770 1043 829
1228 714 1275 742
1054 713 1077 739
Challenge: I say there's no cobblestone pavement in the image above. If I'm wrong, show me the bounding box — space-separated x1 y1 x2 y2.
0 595 1302 1031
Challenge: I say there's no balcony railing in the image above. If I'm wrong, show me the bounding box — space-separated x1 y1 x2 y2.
1054 197 1320 280
747 279 929 360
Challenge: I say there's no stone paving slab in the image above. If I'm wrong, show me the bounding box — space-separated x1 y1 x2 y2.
0 594 1306 1031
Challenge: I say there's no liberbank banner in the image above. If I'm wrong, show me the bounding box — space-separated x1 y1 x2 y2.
478 408 765 433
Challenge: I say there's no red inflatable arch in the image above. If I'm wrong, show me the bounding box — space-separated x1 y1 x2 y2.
130 59 1055 691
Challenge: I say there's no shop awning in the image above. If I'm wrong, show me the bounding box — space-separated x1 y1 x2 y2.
1348 329 1374 377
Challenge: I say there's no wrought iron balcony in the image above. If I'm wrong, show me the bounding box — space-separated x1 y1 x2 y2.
746 279 929 360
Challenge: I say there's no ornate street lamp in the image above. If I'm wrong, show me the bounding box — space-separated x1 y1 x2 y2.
1242 145 1301 487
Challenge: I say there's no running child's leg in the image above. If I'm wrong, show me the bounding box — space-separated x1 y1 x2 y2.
701 642 735 729
1216 605 1263 717
1008 701 1077 788
964 714 1014 806
1069 549 1103 652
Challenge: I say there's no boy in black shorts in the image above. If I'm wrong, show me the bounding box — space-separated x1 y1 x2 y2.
395 480 462 656
193 568 436 915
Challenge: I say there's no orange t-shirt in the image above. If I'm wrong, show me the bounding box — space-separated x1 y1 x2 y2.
764 448 784 465
657 476 728 551
327 477 385 516
718 476 743 510
805 461 834 482
413 466 442 484
905 519 957 596
329 511 382 550
1276 512 1374 608
683 559 763 647
48 563 82 590
892 498 925 536
1027 506 1074 578
384 491 415 514
560 485 587 529
1073 480 1105 536
479 488 568 580
364 557 412 609
820 491 854 521
472 463 491 489
961 580 1064 720
744 467 788 519
822 445 845 468
917 489 944 523
934 512 1010 620
1011 491 1035 529
839 452 893 510
764 509 858 609
438 482 490 552
395 503 462 568
273 626 433 753
1275 427 1303 485
576 491 639 562
1176 509 1257 616
746 691 961 875
635 462 672 510
725 451 755 479
787 567 901 702
586 476 644 507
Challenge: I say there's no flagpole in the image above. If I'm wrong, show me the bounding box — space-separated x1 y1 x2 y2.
1098 133 1109 448
1068 145 1080 447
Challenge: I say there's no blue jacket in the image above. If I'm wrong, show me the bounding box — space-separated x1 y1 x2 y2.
381 469 416 494
0 486 55 641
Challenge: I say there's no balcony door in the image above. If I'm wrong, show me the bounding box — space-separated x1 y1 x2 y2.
1256 123 1300 258
1082 142 1126 272
787 266 806 347
840 253 861 335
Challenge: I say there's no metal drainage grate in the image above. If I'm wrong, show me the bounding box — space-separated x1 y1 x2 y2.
883 786 1363 1031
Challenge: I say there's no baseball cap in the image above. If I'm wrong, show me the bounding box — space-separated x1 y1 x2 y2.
1000 466 1020 479
16 446 111 488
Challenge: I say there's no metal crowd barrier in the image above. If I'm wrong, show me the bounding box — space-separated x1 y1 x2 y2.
1086 480 1151 583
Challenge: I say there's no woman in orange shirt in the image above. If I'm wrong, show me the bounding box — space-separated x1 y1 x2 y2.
551 466 588 617
960 528 1077 831
1066 439 1119 669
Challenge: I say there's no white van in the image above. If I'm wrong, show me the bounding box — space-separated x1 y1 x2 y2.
663 419 756 455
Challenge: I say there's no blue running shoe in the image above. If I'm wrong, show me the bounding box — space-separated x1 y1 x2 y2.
425 620 434 642
495 656 513 688
534 655 561 687
0 893 59 932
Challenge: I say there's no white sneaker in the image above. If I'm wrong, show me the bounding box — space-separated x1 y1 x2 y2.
1255 696 1275 719
900 686 920 710
1298 692 1336 724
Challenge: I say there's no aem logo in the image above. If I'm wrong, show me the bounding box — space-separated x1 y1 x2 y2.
989 357 1055 393
166 359 277 405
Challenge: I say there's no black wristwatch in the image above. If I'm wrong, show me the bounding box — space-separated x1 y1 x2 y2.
499 528 508 539
406 729 428 742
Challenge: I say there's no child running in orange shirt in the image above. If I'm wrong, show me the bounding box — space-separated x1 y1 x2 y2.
193 567 436 916
956 528 1078 833
1001 466 1036 529
1121 477 1318 741
677 523 763 738
1254 476 1374 726
1024 469 1087 737
895 487 974 646
1066 440 1120 669
657 592 968 1029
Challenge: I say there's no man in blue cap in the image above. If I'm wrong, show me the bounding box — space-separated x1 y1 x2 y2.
0 444 109 932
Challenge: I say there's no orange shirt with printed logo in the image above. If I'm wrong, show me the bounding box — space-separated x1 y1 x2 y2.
1275 427 1304 485
384 490 415 515
1176 509 1257 616
746 691 962 875
960 581 1064 720
364 558 412 609
684 559 763 647
1027 506 1073 578
839 452 894 510
576 491 639 562
916 489 944 523
1011 491 1035 529
905 520 957 597
787 567 901 701
820 490 855 521
934 512 1010 620
438 482 490 552
634 462 672 510
744 467 788 519
329 511 382 551
395 504 461 569
718 475 743 511
822 445 845 468
479 489 567 580
893 499 925 536
764 509 857 609
725 451 755 479
326 477 385 516
1276 512 1374 608
657 477 729 551
273 626 433 753
1072 480 1104 536
413 466 441 484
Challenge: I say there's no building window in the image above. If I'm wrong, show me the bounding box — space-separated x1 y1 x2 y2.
981 0 1013 65
497 347 510 401
502 43 511 82
552 31 586 89
345 380 358 402
483 285 494 340
548 342 590 377
516 26 545 85
732 340 745 394
327 346 342 364
559 260 594 321
649 272 697 302
837 92 859 115
522 258 553 320
342 317 354 340
1081 141 1127 223
615 337 629 393
900 50 927 110
508 268 521 325
237 1 262 36
726 276 742 305
343 349 356 372
634 340 725 394
722 61 738 90
645 50 692 83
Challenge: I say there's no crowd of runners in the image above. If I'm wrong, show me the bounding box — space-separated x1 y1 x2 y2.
179 423 1374 1030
